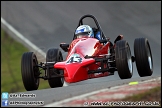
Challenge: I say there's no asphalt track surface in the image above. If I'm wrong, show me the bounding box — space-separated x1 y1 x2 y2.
1 1 161 106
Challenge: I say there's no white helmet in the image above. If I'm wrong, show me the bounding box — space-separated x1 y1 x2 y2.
75 25 94 38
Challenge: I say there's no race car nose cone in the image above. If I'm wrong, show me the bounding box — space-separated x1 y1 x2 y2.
54 59 95 83
64 63 88 83
64 59 95 83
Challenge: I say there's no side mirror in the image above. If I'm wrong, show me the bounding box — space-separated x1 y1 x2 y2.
114 35 123 43
60 43 69 52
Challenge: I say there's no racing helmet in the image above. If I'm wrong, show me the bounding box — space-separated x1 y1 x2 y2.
75 25 94 38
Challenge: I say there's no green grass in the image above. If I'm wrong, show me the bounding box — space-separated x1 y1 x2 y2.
104 86 161 107
121 86 161 107
1 29 50 93
122 86 161 101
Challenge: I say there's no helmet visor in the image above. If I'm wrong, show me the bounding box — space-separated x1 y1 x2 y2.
75 32 90 38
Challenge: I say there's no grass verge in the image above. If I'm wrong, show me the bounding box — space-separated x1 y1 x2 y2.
120 86 161 107
1 29 50 93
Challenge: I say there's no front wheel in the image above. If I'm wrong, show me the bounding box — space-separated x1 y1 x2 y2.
134 38 153 77
46 48 64 88
115 40 133 79
21 52 40 91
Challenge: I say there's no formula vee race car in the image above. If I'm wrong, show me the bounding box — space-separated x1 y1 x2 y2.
21 14 153 91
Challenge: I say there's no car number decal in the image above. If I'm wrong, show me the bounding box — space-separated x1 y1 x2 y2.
66 53 82 64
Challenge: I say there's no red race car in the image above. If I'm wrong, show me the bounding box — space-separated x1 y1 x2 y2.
21 14 153 91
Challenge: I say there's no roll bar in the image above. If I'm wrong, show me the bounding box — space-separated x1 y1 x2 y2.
73 14 106 40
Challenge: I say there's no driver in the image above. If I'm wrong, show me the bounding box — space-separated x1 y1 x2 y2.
75 25 101 40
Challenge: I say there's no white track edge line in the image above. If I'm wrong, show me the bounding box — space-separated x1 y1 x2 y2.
1 17 68 87
1 17 46 58
43 88 110 107
44 77 161 107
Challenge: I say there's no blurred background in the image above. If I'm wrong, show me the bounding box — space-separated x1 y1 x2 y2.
1 1 161 93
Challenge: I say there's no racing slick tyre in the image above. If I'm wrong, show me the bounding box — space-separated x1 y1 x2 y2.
115 40 133 79
46 48 64 88
21 52 40 91
134 38 153 77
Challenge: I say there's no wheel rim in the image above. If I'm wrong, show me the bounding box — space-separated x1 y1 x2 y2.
148 56 152 69
128 58 132 73
147 43 153 70
127 45 133 73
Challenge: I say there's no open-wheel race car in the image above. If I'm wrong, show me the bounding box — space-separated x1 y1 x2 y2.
21 14 153 91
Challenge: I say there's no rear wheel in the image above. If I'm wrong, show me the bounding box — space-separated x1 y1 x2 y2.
21 52 40 91
46 48 64 88
115 40 133 79
134 38 153 77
